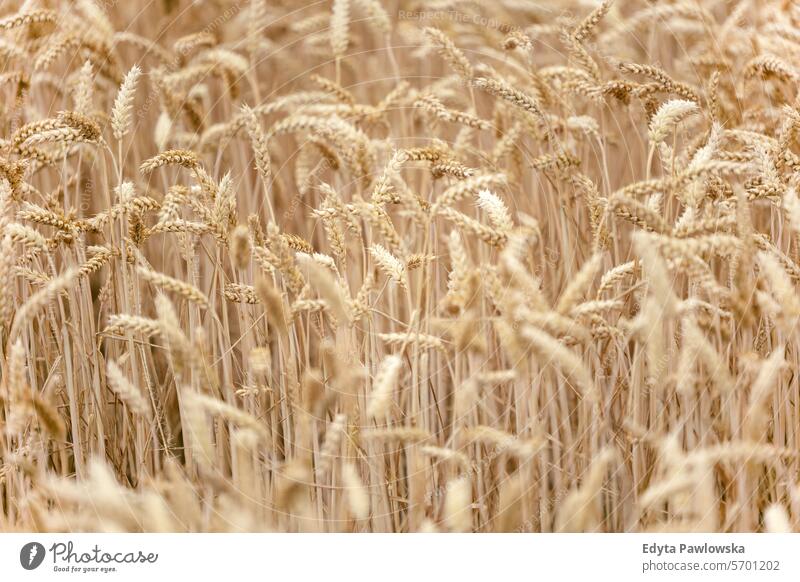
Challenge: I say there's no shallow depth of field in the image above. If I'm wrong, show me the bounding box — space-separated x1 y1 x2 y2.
0 0 799 532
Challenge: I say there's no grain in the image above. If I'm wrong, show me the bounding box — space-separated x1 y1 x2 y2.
111 65 141 140
369 244 406 288
444 476 472 532
2 0 797 535
366 355 402 419
137 266 209 308
342 462 370 520
106 360 151 417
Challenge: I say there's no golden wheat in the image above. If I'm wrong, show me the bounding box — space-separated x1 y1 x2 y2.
0 0 798 535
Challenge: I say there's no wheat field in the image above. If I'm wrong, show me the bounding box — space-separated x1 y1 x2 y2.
0 0 799 533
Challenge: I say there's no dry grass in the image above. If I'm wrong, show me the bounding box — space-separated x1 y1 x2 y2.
1 0 800 533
